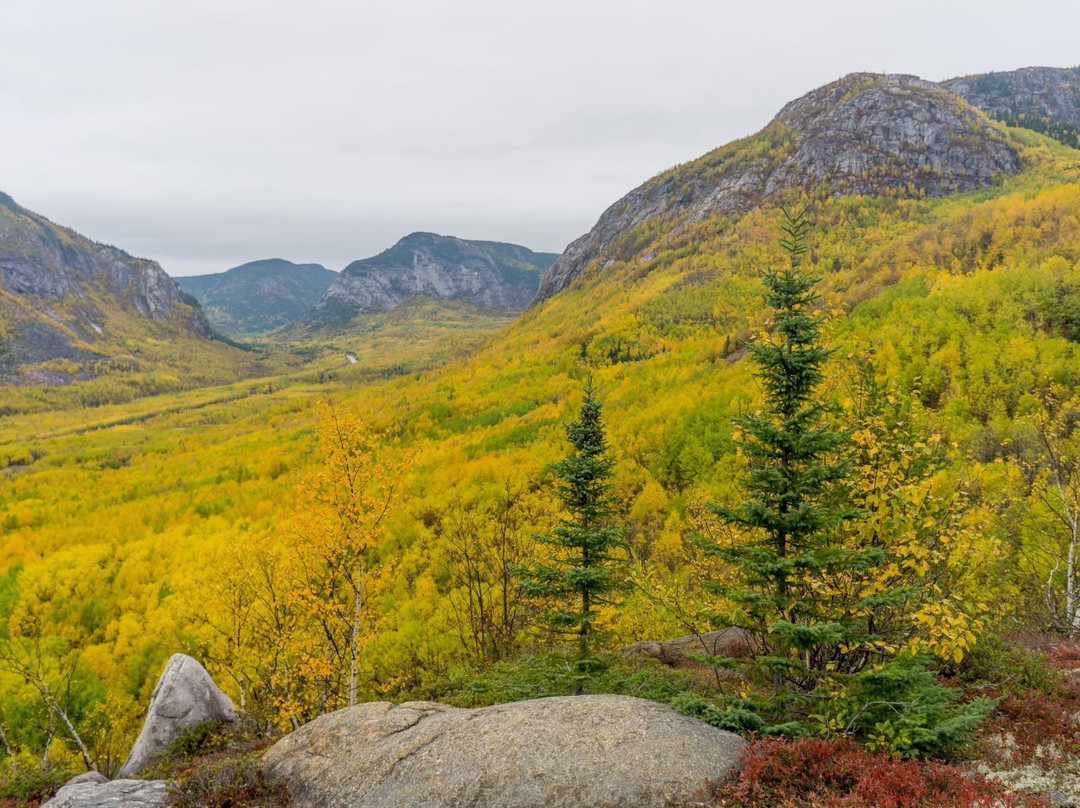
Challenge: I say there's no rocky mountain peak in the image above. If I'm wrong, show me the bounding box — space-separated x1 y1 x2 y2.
0 192 211 382
304 233 557 328
535 71 1021 303
770 72 1018 196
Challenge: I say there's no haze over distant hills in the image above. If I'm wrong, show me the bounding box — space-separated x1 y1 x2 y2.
175 259 337 337
5 65 1080 388
304 233 558 328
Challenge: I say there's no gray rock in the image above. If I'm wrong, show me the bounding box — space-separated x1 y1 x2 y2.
945 66 1080 144
63 770 109 786
305 232 557 327
262 695 745 808
116 653 236 778
41 779 168 808
534 72 1020 303
621 627 753 669
0 191 212 382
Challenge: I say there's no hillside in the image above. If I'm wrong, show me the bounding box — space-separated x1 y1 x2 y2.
946 66 1080 149
6 68 1080 800
0 193 299 412
535 73 1020 302
0 192 211 380
305 232 556 327
176 259 336 337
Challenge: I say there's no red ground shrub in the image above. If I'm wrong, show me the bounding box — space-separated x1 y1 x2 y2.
1046 642 1080 671
716 737 1048 808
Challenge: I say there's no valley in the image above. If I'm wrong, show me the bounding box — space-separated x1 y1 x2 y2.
5 67 1080 804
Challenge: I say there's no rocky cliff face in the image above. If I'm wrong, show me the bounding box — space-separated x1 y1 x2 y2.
535 72 1021 303
944 66 1080 149
0 192 211 382
305 233 556 327
176 259 336 336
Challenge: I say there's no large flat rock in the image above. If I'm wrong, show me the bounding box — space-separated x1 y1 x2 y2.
262 694 745 808
41 778 168 808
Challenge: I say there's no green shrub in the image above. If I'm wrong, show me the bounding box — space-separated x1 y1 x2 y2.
166 751 291 808
139 717 261 781
673 654 994 759
0 768 70 802
953 632 1058 696
401 650 709 708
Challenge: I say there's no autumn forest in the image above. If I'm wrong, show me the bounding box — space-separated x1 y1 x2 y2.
6 69 1080 805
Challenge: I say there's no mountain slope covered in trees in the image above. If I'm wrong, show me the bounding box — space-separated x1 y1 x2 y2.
946 65 1080 149
176 259 336 337
535 72 1020 302
0 193 287 406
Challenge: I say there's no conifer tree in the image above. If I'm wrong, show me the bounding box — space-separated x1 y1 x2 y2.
705 207 875 691
521 378 627 665
697 209 996 753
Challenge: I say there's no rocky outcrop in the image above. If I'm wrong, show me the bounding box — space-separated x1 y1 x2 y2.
41 779 169 808
0 193 199 320
116 654 236 778
945 66 1080 149
621 627 753 669
177 258 337 336
262 695 745 808
535 72 1020 303
306 233 556 327
769 74 1018 196
0 191 211 382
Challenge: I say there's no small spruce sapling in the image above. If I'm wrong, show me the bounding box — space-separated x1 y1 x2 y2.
521 378 627 673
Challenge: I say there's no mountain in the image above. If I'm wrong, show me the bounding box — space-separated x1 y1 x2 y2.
535 72 1021 303
945 66 1080 149
176 259 337 337
304 233 557 327
0 191 213 385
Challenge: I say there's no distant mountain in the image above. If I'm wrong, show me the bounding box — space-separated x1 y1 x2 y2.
0 191 212 384
944 66 1080 150
535 73 1020 303
305 233 557 328
176 259 337 337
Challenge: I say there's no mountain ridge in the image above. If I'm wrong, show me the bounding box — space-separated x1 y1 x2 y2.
176 259 336 337
945 66 1080 149
305 232 557 328
534 71 1023 303
0 192 212 384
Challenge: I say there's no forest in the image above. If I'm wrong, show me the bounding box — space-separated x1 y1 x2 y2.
5 125 1080 804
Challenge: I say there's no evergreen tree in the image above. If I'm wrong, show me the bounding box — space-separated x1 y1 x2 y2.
698 208 995 752
704 207 874 691
521 378 627 666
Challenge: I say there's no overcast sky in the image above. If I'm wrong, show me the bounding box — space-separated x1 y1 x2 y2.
1 1 1077 276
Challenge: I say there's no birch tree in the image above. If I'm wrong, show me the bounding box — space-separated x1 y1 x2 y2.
291 399 411 714
1021 397 1080 633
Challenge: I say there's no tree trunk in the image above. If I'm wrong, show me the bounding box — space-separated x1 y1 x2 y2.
0 721 17 777
349 561 363 707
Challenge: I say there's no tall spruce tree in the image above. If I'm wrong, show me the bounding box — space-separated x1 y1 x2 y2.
704 207 879 692
521 378 626 666
694 208 995 753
